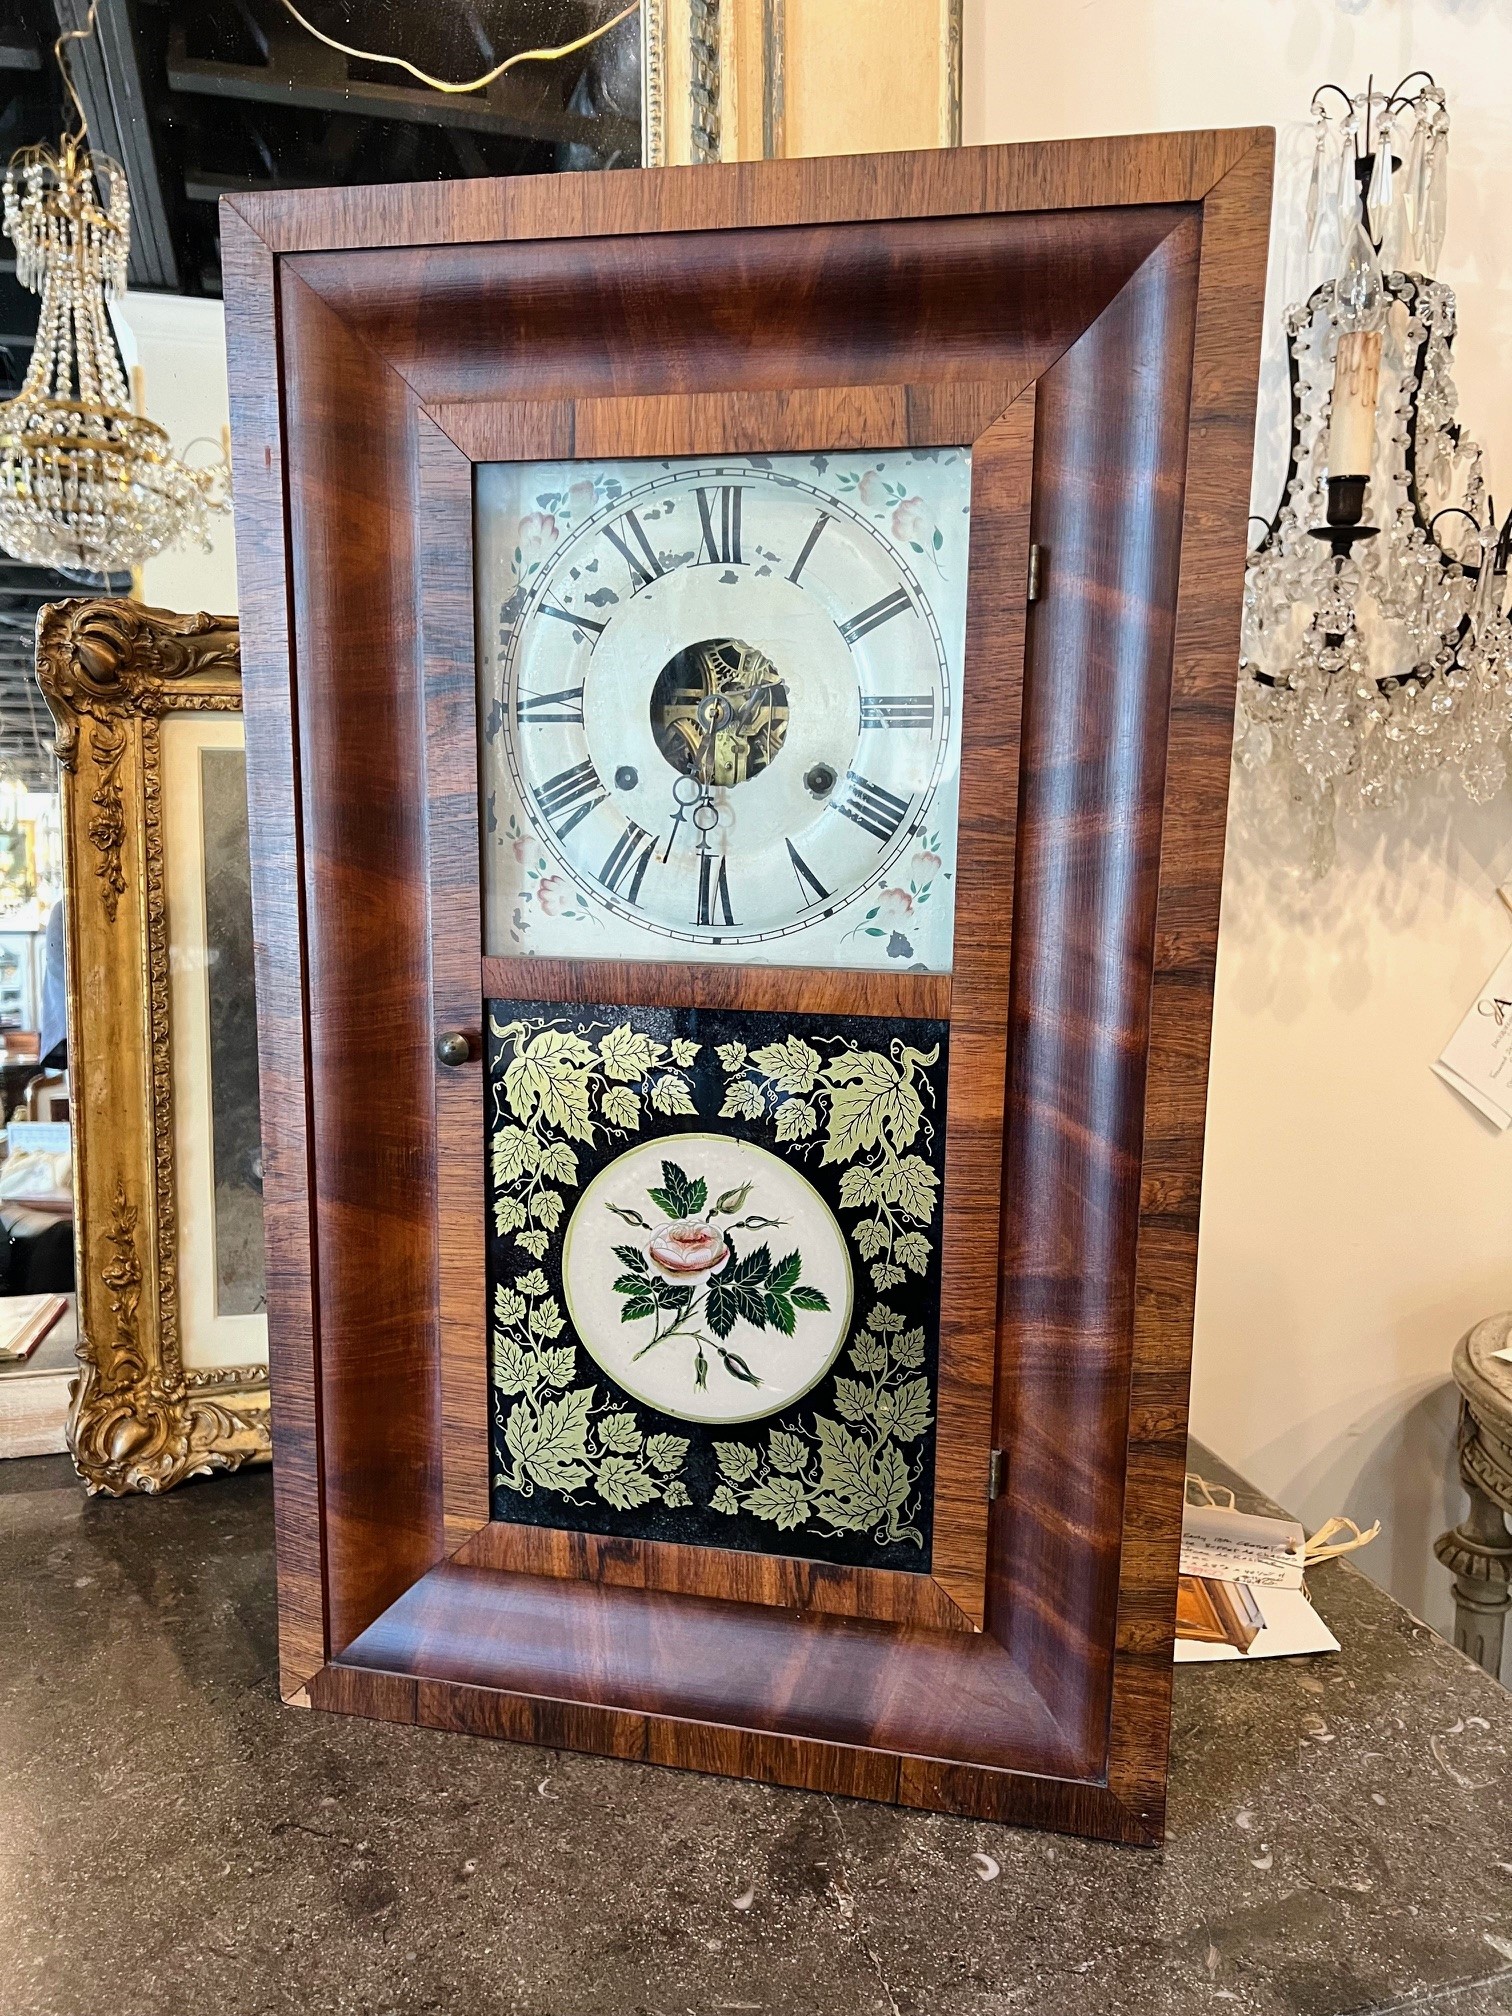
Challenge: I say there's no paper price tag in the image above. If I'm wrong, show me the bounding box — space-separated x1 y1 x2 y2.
1434 940 1512 1131
1180 1504 1306 1589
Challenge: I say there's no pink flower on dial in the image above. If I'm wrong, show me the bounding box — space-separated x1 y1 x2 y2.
535 874 571 916
648 1220 730 1279
875 886 915 923
891 496 932 546
857 469 889 507
517 511 560 569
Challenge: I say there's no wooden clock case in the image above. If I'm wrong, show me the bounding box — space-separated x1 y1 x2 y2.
224 132 1272 1845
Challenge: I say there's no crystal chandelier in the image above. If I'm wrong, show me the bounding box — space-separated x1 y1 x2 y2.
1237 76 1512 873
0 18 224 575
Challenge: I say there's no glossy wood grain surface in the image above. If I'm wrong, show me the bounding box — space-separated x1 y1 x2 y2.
229 133 1273 1838
479 958 949 1022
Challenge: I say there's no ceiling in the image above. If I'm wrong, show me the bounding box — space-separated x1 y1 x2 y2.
0 1 638 786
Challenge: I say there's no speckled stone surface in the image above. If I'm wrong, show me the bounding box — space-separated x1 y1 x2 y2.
4 1448 1512 2016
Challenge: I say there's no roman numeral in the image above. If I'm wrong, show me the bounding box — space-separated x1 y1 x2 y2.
835 771 910 846
785 838 830 907
539 601 607 637
839 587 912 647
860 693 935 731
696 485 743 566
603 510 663 590
788 511 830 585
516 684 585 726
534 759 606 839
599 822 656 905
697 852 735 928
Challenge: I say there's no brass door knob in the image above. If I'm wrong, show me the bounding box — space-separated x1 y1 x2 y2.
435 1030 472 1068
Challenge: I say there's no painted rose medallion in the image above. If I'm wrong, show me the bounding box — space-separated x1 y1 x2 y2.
562 1134 853 1426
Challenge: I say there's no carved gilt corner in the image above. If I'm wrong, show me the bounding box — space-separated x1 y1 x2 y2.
36 599 269 1494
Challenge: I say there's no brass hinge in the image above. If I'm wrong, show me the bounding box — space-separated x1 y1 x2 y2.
988 1448 1005 1501
1026 542 1043 604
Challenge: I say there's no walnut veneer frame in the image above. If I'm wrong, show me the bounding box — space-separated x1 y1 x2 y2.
36 600 270 1495
224 134 1272 1843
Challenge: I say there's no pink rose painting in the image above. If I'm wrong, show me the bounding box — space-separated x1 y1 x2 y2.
567 478 597 518
611 1158 829 1394
857 468 889 508
516 510 560 573
891 497 932 547
535 874 571 916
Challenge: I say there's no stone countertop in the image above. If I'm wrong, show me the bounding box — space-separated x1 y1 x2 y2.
3 1448 1512 2016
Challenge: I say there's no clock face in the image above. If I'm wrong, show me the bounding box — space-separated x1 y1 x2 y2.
477 450 970 971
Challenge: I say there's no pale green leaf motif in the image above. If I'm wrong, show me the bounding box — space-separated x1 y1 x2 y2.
645 1433 690 1474
594 1454 660 1510
491 1333 533 1396
648 1072 698 1117
530 1189 564 1230
868 1304 905 1334
494 1195 527 1234
745 1475 811 1530
528 1297 565 1339
600 1084 641 1131
710 1483 741 1515
832 1377 871 1422
713 1440 760 1483
505 1387 593 1492
596 1412 644 1455
598 1023 662 1082
774 1098 818 1143
891 1326 927 1369
878 1154 939 1223
814 1416 886 1521
813 1490 869 1534
536 1140 579 1186
537 1345 578 1388
871 1263 906 1291
515 1229 550 1259
662 1479 692 1509
504 1028 597 1141
750 1035 822 1096
820 1051 923 1163
767 1430 809 1474
715 1041 747 1071
669 1037 700 1068
492 1124 536 1185
719 1077 766 1122
493 1285 527 1326
888 1377 934 1443
873 1441 913 1517
838 1166 883 1214
849 1332 888 1373
894 1230 932 1274
516 1268 550 1299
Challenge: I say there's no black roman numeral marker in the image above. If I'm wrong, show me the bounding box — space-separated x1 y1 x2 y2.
697 852 735 928
839 587 912 647
603 510 664 590
835 771 910 845
516 684 585 726
788 511 830 585
540 601 607 637
860 693 935 731
785 838 830 906
534 759 606 838
696 485 743 565
599 822 656 905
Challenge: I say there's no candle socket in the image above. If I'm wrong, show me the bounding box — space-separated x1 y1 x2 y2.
1326 474 1368 526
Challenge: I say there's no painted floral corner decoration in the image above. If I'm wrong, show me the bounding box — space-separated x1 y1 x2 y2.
825 448 966 579
606 1156 831 1397
710 1303 932 1546
710 1031 942 1547
488 1012 701 1510
846 824 951 962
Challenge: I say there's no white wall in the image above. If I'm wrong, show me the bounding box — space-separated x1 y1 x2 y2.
113 291 238 615
968 0 1512 1635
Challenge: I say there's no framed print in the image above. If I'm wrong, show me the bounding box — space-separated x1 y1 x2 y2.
37 600 269 1495
225 134 1272 1841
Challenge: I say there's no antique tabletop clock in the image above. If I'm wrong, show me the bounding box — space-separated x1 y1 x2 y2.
226 131 1271 1843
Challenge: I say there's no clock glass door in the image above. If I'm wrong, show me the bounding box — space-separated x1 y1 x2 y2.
461 423 1017 1623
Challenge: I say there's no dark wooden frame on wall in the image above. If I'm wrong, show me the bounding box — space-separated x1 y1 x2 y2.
224 133 1272 1846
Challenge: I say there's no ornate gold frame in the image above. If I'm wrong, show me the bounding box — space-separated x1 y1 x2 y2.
37 599 270 1494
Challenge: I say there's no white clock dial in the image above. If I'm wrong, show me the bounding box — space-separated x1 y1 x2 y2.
478 450 970 971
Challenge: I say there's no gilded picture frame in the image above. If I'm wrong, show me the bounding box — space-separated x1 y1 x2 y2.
37 599 270 1495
